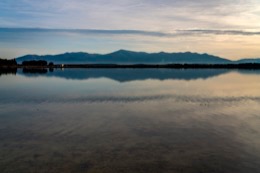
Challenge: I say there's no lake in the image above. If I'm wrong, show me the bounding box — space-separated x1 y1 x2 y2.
0 68 260 173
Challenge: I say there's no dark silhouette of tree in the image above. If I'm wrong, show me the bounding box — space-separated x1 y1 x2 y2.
22 60 47 66
0 58 17 66
52 63 260 69
49 62 54 66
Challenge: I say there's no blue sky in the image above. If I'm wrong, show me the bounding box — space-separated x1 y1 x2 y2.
0 0 260 59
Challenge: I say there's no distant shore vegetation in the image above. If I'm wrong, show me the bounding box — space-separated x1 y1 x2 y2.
0 58 17 66
1 58 260 70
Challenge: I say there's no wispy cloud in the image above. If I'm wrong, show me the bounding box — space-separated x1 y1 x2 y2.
41 29 260 36
177 29 260 36
2 28 260 37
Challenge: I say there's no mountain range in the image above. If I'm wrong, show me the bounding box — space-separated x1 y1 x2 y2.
16 50 260 64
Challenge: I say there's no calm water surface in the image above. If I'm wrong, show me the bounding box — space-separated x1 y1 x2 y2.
0 69 260 173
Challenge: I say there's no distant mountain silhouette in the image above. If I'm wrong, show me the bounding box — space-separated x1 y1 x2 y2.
16 50 232 64
236 58 260 64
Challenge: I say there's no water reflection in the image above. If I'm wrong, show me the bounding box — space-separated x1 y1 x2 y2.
20 68 231 81
22 68 48 74
0 69 259 173
0 68 17 76
1 68 260 82
0 68 259 82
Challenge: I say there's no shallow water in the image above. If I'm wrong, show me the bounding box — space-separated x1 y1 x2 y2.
0 69 260 173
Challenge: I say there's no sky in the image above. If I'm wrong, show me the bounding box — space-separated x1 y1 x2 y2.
0 0 260 60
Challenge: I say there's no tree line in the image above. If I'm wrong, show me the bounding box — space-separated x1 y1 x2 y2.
0 58 17 66
22 60 54 66
22 60 48 66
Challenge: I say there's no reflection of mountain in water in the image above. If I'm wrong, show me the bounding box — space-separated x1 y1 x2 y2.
0 68 259 81
16 68 231 82
237 70 260 75
0 68 17 76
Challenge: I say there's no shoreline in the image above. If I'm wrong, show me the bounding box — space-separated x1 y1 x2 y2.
1 63 260 69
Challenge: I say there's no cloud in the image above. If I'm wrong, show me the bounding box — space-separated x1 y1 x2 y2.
1 1 260 60
57 29 260 36
1 27 260 60
177 29 260 36
2 28 260 37
0 0 259 30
